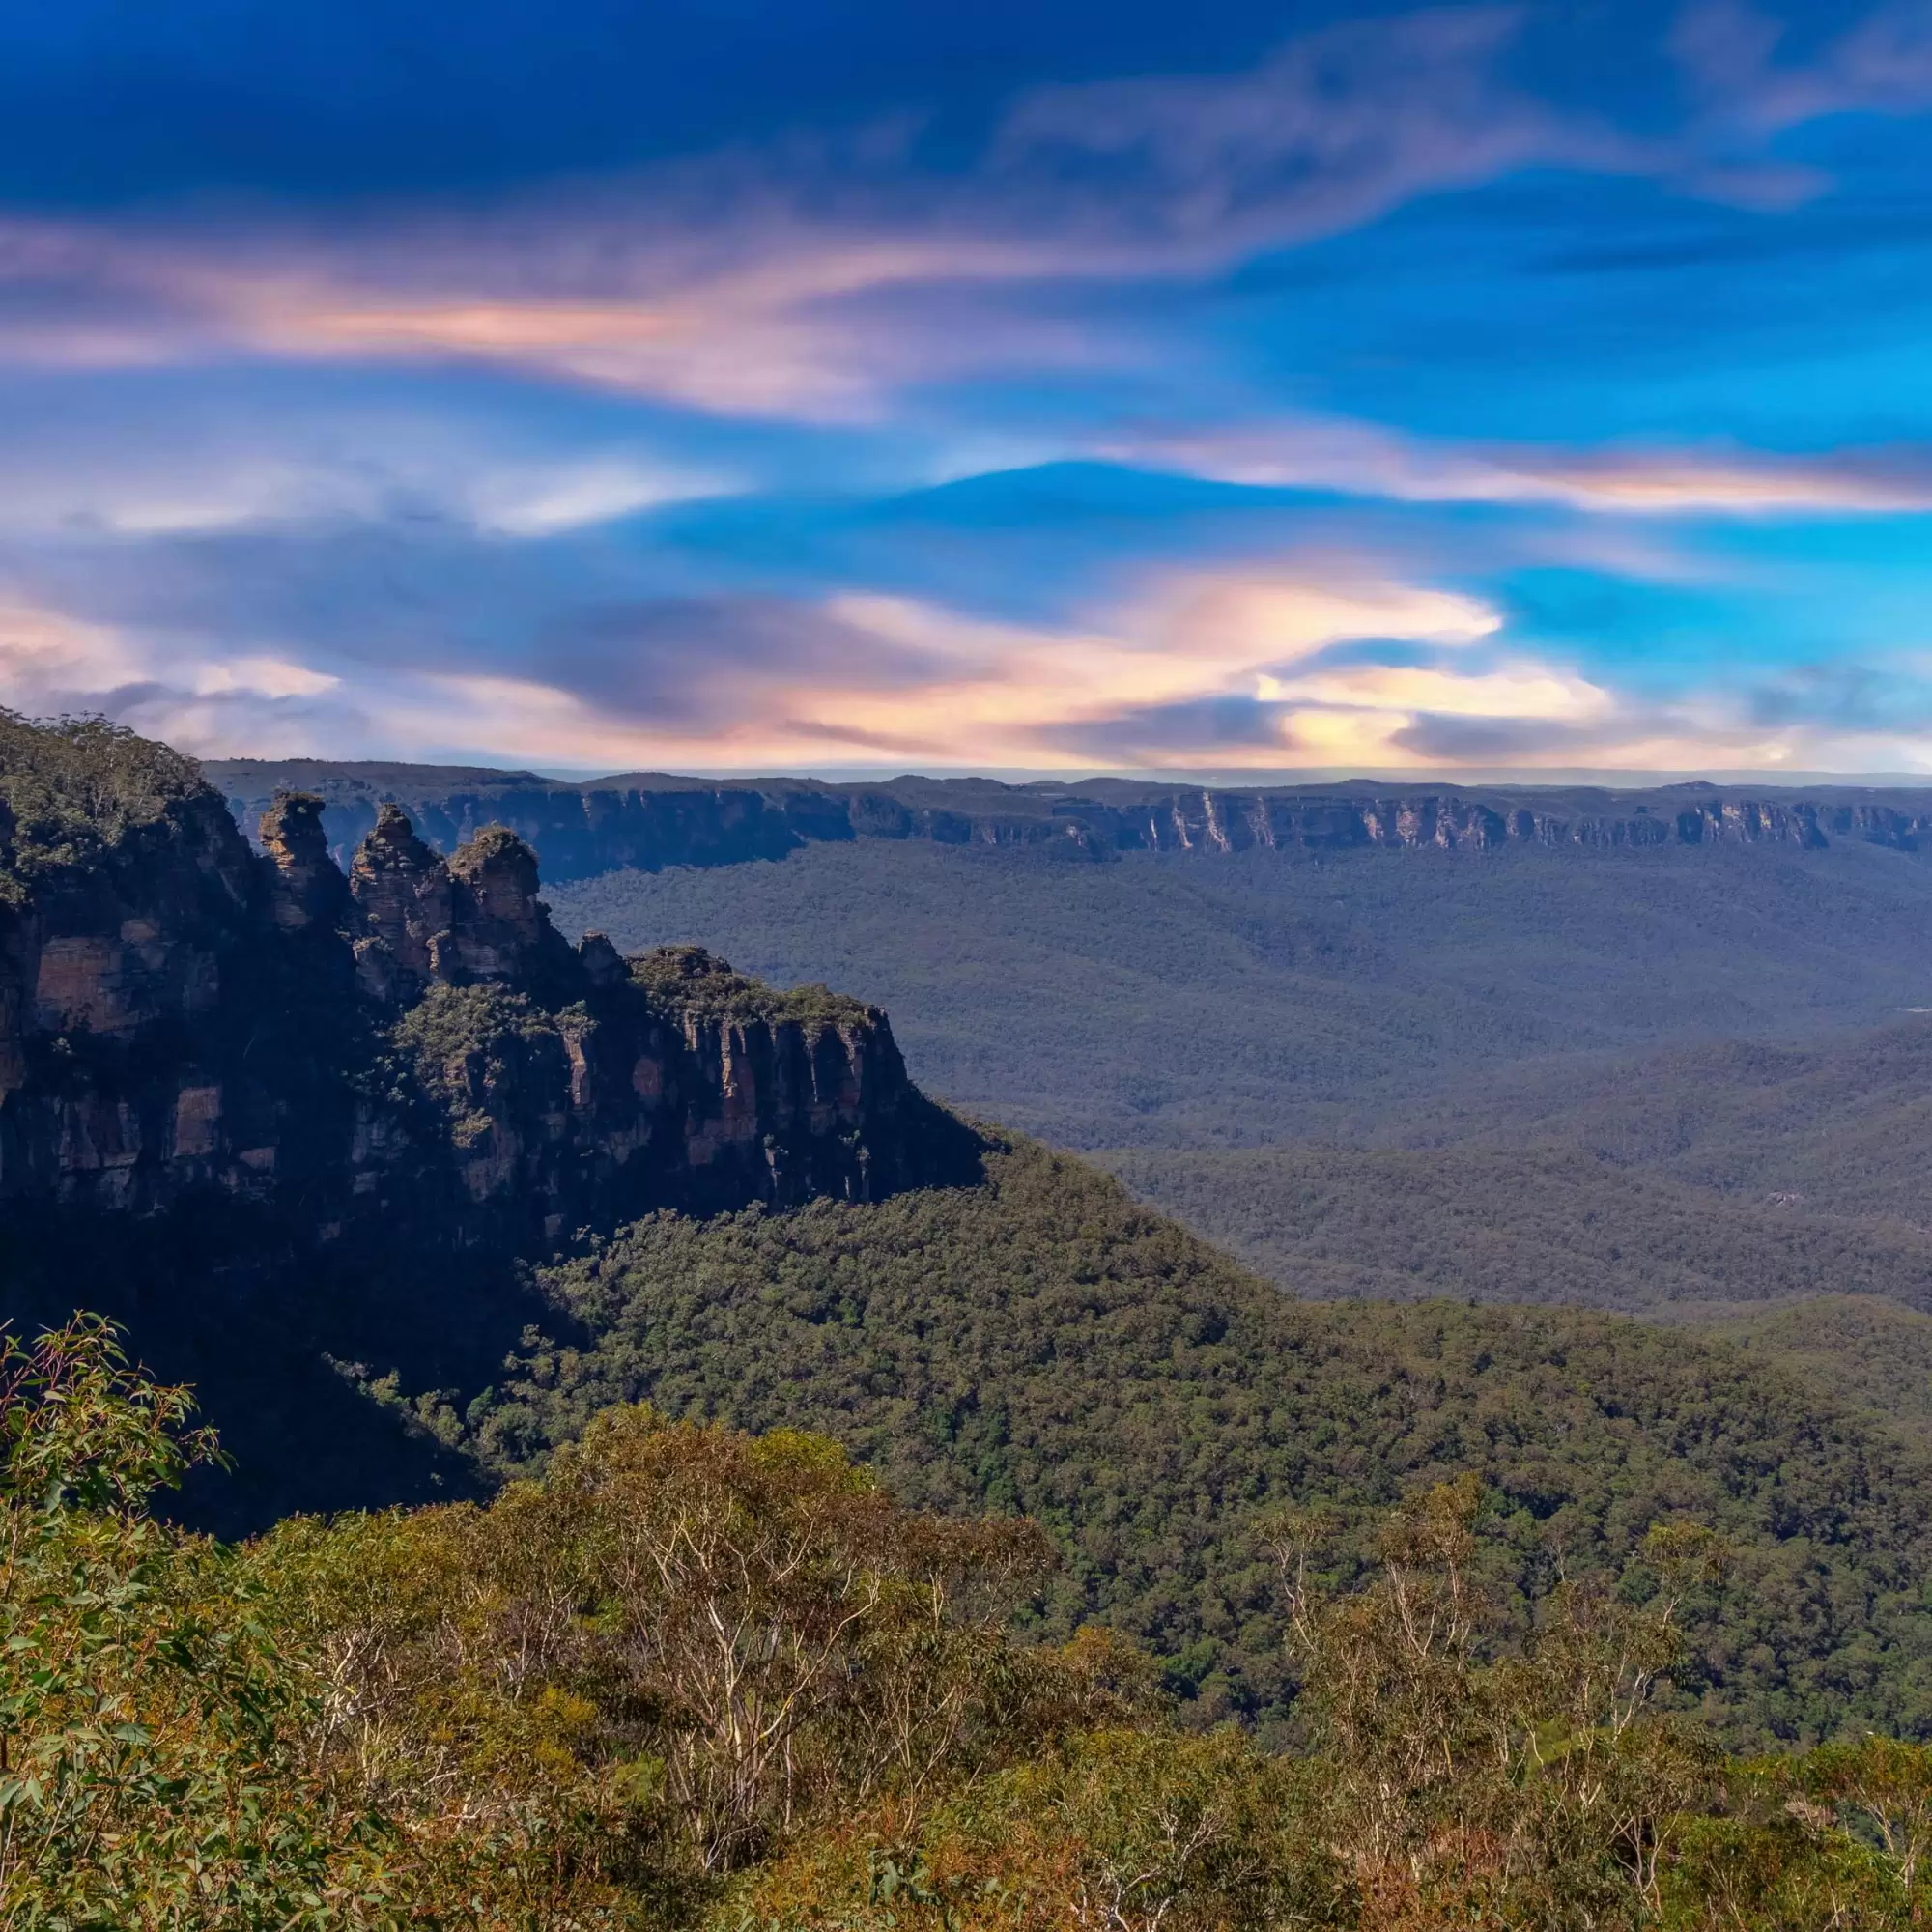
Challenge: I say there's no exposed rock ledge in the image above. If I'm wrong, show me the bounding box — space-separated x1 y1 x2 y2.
0 735 971 1239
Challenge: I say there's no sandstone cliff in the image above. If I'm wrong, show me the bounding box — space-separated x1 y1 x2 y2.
210 761 1932 881
0 716 986 1533
0 719 970 1240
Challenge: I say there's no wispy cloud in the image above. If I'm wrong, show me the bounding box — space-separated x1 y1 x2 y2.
0 382 730 538
0 206 1122 418
14 550 1923 776
1674 0 1932 132
0 6 1802 419
989 7 1639 251
0 563 1505 766
0 596 342 752
0 601 145 705
2 4 1929 780
1101 416 1932 515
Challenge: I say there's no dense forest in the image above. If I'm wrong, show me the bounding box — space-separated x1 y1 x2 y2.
1098 1138 1932 1313
1098 1020 1932 1312
20 1314 1932 1930
463 1135 1932 1747
1710 1297 1932 1431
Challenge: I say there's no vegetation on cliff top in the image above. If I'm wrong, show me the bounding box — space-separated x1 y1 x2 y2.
0 710 212 894
390 983 566 1149
626 943 876 1029
472 1133 1932 1748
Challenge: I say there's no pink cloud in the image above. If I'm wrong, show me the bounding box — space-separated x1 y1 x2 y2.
0 9 1917 422
7 565 1929 776
0 207 1122 417
0 9 1655 414
1100 415 1932 515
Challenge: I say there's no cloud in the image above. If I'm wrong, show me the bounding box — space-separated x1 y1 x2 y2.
7 546 1928 775
0 602 145 707
529 595 945 728
0 8 1919 439
785 578 1505 756
0 596 353 753
1101 416 1932 516
990 7 1638 251
0 382 730 539
0 553 1512 767
0 8 1690 418
0 551 1631 773
1674 0 1932 132
462 459 727 534
0 204 1122 419
1 5 1917 424
1747 658 1932 734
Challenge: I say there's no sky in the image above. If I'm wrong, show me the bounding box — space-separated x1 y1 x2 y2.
3 0 1932 779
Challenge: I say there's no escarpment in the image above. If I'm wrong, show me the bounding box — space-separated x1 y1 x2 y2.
210 760 1932 880
0 720 971 1246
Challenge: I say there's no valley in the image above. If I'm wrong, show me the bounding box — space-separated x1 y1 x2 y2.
11 725 1932 1922
534 828 1932 1321
541 833 1932 1146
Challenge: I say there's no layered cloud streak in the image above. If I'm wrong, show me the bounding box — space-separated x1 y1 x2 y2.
0 4 1901 415
1 1 1931 774
7 532 1923 777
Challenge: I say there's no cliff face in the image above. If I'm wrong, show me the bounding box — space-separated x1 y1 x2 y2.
0 779 289 1211
209 761 1932 881
1086 789 1924 854
0 727 966 1239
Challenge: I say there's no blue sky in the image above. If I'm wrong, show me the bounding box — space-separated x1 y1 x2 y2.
3 0 1932 777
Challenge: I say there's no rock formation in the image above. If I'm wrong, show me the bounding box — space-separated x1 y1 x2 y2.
348 798 452 1000
0 722 971 1238
259 790 351 935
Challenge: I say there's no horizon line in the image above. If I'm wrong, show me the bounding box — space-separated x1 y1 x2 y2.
200 754 1932 794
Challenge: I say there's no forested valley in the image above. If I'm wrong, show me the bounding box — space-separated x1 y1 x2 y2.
7 722 1932 1925
550 838 1932 1319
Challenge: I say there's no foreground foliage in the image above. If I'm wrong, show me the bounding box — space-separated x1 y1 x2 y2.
14 1318 1932 1928
0 1317 394 1926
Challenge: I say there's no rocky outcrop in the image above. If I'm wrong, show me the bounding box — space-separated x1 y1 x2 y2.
259 791 351 934
345 804 585 1006
0 724 971 1236
210 762 1932 879
369 945 942 1245
0 759 283 1209
348 799 452 1000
